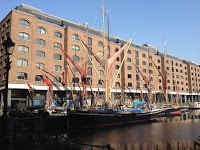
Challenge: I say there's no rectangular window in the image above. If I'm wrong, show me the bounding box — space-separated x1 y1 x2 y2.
54 54 62 60
135 51 139 57
135 59 139 65
128 82 132 87
127 57 131 62
88 37 92 46
87 67 92 76
127 66 132 70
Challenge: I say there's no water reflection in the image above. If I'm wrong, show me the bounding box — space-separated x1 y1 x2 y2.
69 109 200 150
182 109 200 120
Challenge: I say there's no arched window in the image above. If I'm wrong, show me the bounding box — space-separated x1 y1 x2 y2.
18 45 29 53
98 70 104 75
72 34 79 40
54 31 62 38
2 24 5 30
19 19 30 27
72 55 80 61
18 32 29 40
7 19 11 26
16 72 28 79
36 38 46 46
142 61 146 65
36 50 45 58
17 58 28 67
36 62 45 69
72 45 80 51
54 65 62 71
115 82 120 87
53 76 61 83
54 42 61 49
35 75 42 81
37 27 46 34
98 79 104 85
98 41 103 47
6 32 10 37
72 67 78 73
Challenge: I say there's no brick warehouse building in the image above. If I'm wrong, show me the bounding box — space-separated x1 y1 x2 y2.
0 4 200 109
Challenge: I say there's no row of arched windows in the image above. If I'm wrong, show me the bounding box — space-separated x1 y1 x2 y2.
16 18 63 83
19 19 62 38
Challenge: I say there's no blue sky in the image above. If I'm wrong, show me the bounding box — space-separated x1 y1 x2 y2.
1 0 200 64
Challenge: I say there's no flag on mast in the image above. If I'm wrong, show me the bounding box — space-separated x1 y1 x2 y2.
42 74 52 86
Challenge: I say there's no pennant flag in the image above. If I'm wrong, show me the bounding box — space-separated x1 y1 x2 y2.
42 75 52 86
105 9 109 15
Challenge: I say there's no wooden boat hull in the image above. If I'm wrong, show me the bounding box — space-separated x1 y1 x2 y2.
158 107 182 119
163 107 181 115
67 109 162 128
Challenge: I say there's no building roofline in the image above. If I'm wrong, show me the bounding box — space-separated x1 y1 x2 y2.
12 4 200 66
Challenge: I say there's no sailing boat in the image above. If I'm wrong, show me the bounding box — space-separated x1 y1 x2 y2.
150 41 181 116
65 0 162 128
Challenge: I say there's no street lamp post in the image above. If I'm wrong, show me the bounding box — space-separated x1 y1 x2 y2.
2 36 15 117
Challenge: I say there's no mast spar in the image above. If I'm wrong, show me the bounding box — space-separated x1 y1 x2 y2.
101 0 109 103
163 39 168 104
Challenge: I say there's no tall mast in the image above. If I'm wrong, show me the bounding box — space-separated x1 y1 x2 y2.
102 0 105 53
107 11 110 58
101 0 109 103
146 43 152 104
163 39 168 104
